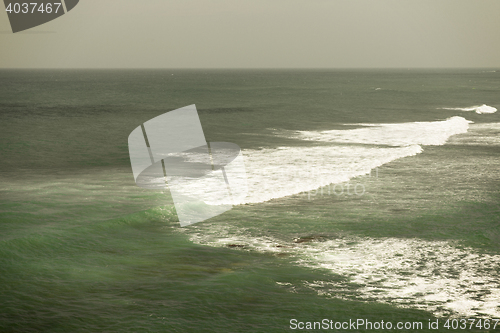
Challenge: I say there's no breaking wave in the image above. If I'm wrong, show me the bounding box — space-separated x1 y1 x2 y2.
280 116 471 147
170 117 471 205
181 225 500 318
439 104 497 114
235 117 470 204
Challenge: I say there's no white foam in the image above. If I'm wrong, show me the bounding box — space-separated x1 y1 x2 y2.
283 117 471 146
162 144 422 205
227 117 468 204
238 144 422 204
298 238 500 318
180 224 500 318
440 104 497 114
177 117 471 205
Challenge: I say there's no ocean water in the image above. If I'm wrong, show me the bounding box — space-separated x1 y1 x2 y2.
1 69 499 332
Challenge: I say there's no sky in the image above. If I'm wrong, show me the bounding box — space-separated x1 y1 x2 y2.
1 0 500 68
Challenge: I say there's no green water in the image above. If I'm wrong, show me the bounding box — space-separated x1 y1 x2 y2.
1 69 499 332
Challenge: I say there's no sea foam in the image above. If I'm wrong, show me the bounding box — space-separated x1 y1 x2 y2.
181 225 500 318
286 116 471 146
231 117 469 204
175 117 471 205
440 104 497 114
238 145 422 204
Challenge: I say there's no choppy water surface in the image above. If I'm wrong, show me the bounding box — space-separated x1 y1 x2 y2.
1 69 499 332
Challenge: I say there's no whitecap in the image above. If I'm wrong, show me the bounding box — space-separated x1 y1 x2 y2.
176 117 471 205
439 104 497 114
181 224 500 318
279 116 471 147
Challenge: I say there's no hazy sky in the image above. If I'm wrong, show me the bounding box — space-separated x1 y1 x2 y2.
1 0 500 68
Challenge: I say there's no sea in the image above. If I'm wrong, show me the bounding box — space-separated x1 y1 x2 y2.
1 69 499 332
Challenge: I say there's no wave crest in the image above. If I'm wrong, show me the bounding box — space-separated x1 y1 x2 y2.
282 116 471 147
440 104 497 114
